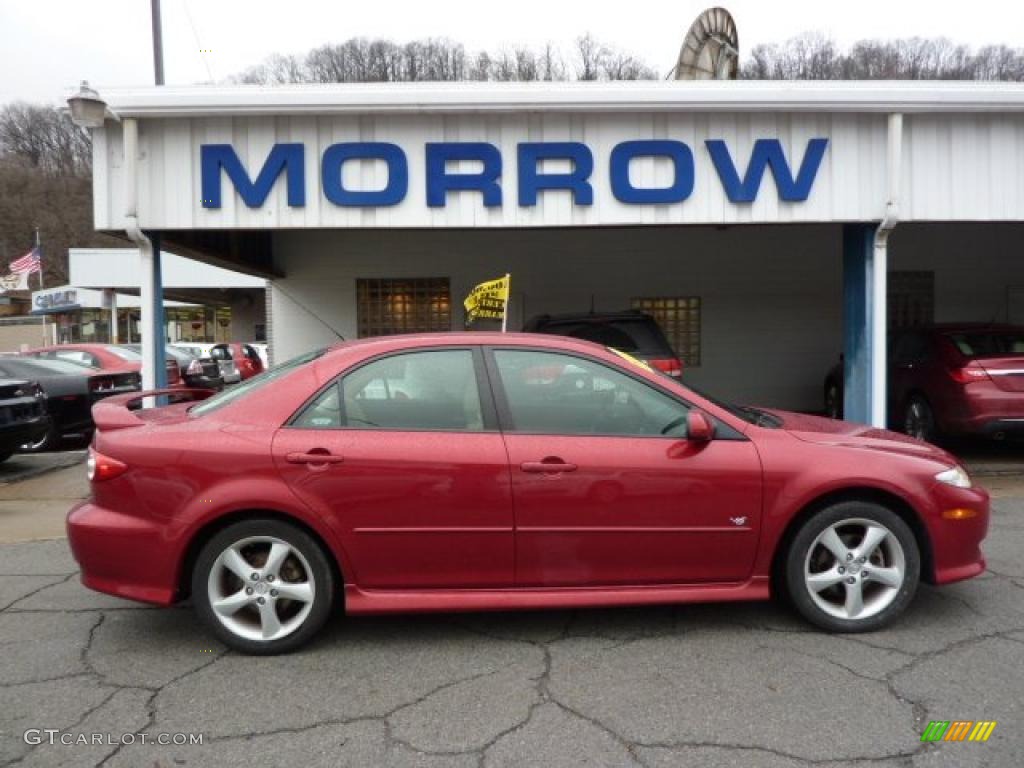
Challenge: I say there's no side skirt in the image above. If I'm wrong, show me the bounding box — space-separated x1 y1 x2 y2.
344 577 770 615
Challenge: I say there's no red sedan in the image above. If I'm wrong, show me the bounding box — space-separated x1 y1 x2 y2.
210 342 264 380
24 344 184 387
68 333 989 654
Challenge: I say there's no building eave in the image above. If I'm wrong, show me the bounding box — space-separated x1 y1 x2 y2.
75 80 1024 119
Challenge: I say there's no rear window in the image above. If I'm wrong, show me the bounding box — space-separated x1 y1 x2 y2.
107 346 143 361
190 348 327 417
946 331 1024 358
9 358 97 375
546 319 673 357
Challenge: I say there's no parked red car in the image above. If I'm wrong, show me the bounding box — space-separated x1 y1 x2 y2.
824 324 1024 441
24 344 184 387
69 333 988 654
210 342 265 380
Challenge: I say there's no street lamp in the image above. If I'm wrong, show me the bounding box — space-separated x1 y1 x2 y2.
66 81 112 128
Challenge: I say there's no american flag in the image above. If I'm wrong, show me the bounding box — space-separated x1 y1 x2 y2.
10 247 41 275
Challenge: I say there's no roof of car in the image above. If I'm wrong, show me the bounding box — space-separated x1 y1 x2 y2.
326 331 611 356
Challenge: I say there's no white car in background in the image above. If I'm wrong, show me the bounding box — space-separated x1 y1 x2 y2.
174 342 241 384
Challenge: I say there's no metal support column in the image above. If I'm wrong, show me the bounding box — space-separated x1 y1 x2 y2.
842 223 882 426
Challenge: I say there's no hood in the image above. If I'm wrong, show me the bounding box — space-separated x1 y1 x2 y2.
763 408 958 465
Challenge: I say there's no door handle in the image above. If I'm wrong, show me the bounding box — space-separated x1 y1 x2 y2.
521 460 578 473
286 451 345 465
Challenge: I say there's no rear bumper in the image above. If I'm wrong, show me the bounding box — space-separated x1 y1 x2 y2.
925 483 990 585
66 500 180 605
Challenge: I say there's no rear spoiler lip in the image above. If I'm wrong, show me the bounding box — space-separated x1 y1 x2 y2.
92 387 216 431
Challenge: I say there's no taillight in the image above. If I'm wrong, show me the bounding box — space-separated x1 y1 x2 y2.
650 358 684 378
187 359 203 375
948 364 991 385
86 447 127 482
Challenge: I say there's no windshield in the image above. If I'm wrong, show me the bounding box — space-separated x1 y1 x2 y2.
947 330 1024 358
681 380 781 428
107 346 143 361
190 348 327 417
6 358 98 375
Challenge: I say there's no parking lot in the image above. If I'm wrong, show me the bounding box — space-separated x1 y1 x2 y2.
0 456 1020 767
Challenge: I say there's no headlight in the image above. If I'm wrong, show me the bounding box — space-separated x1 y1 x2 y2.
935 465 972 489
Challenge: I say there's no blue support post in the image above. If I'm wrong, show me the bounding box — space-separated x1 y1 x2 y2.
842 223 878 425
148 231 168 389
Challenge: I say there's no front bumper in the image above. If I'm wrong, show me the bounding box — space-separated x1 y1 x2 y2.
66 500 180 605
925 482 990 585
0 413 50 453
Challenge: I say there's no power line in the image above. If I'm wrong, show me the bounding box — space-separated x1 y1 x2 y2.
181 0 215 83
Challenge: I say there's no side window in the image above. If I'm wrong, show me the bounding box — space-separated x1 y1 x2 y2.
493 350 689 437
340 349 484 431
293 384 342 429
210 346 230 361
54 350 94 366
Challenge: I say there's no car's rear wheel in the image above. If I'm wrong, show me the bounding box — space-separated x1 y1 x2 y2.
903 395 937 443
192 519 334 654
785 502 920 632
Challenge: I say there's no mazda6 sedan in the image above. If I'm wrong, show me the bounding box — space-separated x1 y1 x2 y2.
68 333 990 654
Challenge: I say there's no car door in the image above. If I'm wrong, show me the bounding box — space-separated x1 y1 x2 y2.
488 347 762 588
272 347 514 590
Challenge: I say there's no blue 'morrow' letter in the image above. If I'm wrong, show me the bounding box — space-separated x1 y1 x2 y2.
518 142 593 206
426 143 502 207
322 143 407 207
706 138 829 203
610 140 695 205
200 143 305 208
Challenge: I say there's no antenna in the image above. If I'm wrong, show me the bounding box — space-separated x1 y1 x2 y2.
672 7 739 80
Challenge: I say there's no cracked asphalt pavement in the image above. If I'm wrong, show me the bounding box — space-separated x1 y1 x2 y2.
1 478 1023 767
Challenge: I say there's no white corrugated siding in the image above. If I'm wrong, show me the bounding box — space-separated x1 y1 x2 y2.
92 110 1024 230
95 112 890 230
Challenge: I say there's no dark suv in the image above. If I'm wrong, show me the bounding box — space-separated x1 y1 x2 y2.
825 324 1024 441
523 311 683 378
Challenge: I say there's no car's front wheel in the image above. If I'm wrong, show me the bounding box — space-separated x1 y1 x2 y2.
785 502 920 632
192 519 335 654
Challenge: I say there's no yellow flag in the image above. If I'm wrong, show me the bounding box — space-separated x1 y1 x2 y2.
464 274 511 326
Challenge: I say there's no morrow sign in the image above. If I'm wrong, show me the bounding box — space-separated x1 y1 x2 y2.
200 138 829 210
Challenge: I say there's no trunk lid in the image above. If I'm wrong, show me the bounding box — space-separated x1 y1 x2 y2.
975 356 1024 392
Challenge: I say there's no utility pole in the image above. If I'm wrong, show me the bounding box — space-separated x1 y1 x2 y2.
151 0 165 85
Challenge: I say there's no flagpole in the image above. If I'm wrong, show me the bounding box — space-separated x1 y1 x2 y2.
501 273 510 333
35 228 47 345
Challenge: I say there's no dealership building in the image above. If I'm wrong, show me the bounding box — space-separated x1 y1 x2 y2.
77 81 1024 424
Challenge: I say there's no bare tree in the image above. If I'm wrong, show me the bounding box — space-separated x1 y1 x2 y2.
0 103 91 177
743 32 1024 81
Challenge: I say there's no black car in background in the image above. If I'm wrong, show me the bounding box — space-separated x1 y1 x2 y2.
123 345 224 390
523 310 684 378
0 379 49 463
0 357 140 451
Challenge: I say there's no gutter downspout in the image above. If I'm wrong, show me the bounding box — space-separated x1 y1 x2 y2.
121 118 159 391
871 113 903 428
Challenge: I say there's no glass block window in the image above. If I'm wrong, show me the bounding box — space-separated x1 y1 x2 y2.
889 271 934 329
357 278 451 338
631 296 702 366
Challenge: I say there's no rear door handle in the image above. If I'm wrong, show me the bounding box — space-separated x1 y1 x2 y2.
521 460 578 473
286 451 345 465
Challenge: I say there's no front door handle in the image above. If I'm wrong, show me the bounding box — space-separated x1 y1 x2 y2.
286 451 345 465
521 460 578 473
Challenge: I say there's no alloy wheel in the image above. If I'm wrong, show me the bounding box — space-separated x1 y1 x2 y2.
206 536 316 642
904 400 933 441
803 518 906 621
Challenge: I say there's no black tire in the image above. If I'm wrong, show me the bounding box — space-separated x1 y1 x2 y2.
785 501 920 633
903 395 937 443
192 518 335 655
20 422 59 453
824 380 842 419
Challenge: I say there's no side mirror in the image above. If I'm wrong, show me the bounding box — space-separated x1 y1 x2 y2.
687 411 715 442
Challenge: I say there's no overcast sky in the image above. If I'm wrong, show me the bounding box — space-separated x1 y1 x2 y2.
3 0 1024 104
